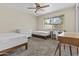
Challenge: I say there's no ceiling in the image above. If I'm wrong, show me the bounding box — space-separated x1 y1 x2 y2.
0 3 76 16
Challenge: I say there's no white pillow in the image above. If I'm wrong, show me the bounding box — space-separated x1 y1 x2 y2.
16 29 32 37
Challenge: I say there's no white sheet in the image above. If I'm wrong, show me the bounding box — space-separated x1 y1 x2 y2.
0 32 28 51
32 31 50 36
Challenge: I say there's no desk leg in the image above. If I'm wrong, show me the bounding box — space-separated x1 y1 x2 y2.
69 45 72 56
64 44 65 50
59 43 61 56
25 43 28 50
54 43 59 55
77 47 78 55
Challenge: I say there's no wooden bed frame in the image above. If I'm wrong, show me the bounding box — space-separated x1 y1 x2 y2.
32 34 50 39
0 43 28 56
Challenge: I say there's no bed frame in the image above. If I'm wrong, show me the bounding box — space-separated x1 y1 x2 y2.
0 43 28 56
32 34 50 39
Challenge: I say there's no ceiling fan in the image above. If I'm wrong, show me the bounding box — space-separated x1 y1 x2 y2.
28 3 49 13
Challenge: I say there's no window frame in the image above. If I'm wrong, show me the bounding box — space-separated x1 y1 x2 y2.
43 15 64 29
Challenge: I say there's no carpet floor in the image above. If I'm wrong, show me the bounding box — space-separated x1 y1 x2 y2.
6 37 79 56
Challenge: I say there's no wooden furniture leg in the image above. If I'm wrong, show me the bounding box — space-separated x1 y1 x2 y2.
77 47 78 55
64 44 65 50
59 43 61 56
25 43 28 49
54 43 59 55
69 45 72 56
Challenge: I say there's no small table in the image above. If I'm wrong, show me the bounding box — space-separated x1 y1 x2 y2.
54 32 79 56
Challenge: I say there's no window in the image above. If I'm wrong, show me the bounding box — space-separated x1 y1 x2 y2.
44 15 64 30
44 19 51 25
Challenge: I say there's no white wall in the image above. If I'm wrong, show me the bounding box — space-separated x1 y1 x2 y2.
37 7 76 32
0 5 76 33
0 6 37 33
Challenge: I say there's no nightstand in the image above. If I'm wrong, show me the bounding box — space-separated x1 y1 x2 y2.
50 30 64 39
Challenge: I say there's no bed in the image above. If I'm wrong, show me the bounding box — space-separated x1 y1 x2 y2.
0 32 28 55
32 31 50 39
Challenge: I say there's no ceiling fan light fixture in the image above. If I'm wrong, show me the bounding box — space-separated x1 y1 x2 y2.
28 3 49 13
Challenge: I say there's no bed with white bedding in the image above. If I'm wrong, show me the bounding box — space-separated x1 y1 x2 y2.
32 31 50 39
0 32 28 55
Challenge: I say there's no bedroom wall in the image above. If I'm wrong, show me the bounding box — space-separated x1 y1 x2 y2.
37 7 76 32
0 6 37 33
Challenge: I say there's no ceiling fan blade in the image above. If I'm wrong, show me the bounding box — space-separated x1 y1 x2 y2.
35 3 40 6
35 9 38 13
28 7 36 9
39 8 44 11
40 5 49 8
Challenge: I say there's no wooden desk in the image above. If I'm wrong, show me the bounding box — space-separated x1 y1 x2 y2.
54 32 79 56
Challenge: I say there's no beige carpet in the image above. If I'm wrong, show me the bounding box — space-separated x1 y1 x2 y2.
6 37 79 56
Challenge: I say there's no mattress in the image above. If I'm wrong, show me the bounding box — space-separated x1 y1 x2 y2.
0 32 28 52
32 31 50 36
